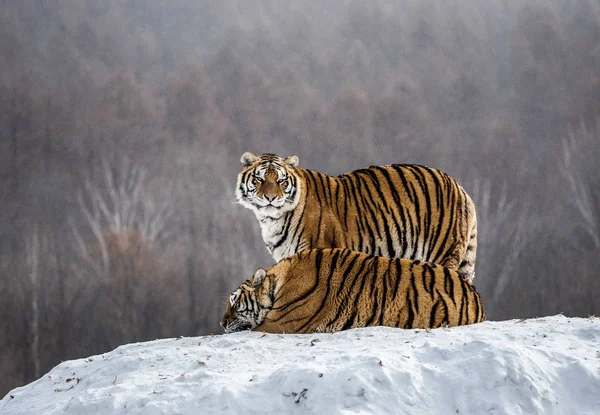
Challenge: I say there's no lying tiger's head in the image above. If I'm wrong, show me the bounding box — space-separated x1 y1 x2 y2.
220 268 273 333
236 152 301 218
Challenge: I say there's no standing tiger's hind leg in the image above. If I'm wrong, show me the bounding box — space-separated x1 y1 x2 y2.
458 207 477 282
438 242 461 273
439 200 477 282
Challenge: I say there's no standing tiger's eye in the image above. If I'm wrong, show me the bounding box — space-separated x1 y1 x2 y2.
254 176 263 183
277 178 287 184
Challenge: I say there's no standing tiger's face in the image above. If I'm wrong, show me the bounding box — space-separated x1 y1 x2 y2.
236 152 301 218
220 269 272 333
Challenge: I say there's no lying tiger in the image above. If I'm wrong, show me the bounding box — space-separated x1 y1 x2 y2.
220 248 486 334
236 152 478 281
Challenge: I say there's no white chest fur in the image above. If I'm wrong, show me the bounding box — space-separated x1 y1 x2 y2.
255 212 297 261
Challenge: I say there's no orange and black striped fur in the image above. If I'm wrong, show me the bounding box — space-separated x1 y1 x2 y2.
236 152 478 281
220 248 486 334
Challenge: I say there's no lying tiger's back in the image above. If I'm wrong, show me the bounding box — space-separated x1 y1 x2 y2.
295 164 477 279
257 248 485 334
236 153 478 281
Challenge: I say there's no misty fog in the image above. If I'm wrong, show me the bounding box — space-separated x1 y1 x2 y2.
1 0 599 396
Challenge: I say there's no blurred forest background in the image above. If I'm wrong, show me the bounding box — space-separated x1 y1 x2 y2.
1 0 600 396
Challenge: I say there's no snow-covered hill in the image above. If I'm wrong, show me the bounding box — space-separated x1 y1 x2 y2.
1 315 599 414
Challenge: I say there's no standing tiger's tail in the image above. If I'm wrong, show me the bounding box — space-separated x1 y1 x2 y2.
458 197 477 282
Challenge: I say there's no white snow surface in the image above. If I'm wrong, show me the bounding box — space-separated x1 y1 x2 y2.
1 315 599 415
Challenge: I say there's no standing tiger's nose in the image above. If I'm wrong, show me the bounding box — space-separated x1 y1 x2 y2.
265 193 277 202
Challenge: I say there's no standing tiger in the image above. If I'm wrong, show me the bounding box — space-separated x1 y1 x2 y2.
236 152 478 281
220 248 486 334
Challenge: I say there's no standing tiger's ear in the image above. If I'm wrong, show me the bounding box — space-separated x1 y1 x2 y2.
284 155 299 168
241 152 258 165
251 268 266 286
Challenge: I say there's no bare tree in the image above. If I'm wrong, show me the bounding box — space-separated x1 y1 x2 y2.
73 157 172 279
560 122 600 249
69 156 175 345
468 178 535 316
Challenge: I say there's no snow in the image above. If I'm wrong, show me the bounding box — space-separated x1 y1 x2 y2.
1 315 599 415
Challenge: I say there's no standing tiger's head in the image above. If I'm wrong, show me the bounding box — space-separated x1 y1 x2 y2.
236 152 301 218
220 268 273 333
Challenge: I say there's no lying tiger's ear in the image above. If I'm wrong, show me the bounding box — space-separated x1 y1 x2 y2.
251 268 266 286
284 155 299 168
241 152 258 165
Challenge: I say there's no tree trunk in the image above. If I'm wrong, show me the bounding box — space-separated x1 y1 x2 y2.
186 128 197 335
27 231 41 381
186 192 197 335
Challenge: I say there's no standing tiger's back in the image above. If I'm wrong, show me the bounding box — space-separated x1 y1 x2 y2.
221 248 486 334
236 153 478 281
302 164 477 279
